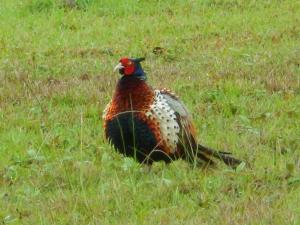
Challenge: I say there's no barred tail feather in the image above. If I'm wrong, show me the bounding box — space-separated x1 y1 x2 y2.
197 144 242 168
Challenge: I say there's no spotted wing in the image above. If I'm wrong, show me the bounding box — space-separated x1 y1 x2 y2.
159 89 198 154
144 89 197 155
144 90 180 154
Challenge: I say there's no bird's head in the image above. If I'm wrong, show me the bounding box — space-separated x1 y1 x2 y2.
114 57 146 79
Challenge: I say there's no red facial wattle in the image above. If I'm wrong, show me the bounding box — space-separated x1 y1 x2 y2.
120 57 135 76
124 64 135 75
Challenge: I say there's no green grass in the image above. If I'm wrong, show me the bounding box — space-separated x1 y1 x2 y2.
1 0 300 224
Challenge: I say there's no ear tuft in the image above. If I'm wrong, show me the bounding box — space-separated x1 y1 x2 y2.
135 57 145 63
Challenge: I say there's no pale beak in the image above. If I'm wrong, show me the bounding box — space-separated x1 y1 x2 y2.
113 63 124 72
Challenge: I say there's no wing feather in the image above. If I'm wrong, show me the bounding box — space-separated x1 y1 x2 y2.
159 89 198 156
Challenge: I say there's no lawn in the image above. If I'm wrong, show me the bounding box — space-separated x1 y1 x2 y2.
0 0 300 224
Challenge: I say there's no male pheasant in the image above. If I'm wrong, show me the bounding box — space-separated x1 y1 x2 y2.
103 57 241 168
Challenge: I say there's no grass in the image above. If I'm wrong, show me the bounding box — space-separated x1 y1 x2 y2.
0 0 300 224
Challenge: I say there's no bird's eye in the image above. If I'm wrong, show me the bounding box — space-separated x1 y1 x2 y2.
127 61 132 66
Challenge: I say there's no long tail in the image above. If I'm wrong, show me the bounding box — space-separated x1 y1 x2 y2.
197 144 242 169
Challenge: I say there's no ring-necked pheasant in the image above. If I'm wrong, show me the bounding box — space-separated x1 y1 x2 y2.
103 57 241 168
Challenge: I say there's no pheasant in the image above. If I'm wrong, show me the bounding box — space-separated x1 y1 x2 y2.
103 57 241 168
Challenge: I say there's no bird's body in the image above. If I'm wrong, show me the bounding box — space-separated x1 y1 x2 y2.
103 57 241 167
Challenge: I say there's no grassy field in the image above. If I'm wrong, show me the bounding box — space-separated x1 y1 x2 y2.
1 0 300 224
